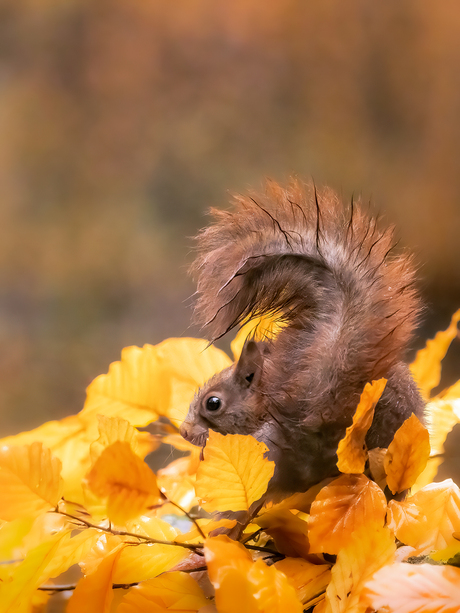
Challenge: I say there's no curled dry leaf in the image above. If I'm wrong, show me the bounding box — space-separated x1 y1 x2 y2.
336 379 387 474
85 440 161 525
387 479 460 555
384 413 430 494
195 431 275 513
256 509 310 558
308 474 387 555
363 562 460 613
324 526 396 613
0 442 63 521
117 571 208 613
204 535 303 613
410 308 460 399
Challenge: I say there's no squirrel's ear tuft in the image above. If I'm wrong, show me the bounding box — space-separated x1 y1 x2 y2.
234 340 265 388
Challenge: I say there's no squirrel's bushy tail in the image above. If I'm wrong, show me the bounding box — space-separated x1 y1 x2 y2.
191 180 420 401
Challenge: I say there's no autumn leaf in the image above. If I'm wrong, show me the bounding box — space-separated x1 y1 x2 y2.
410 309 460 399
156 449 201 513
67 542 125 613
384 413 430 494
336 379 387 474
205 535 303 613
387 479 460 555
274 557 331 606
368 448 387 490
363 562 460 613
425 399 460 456
231 313 285 360
324 525 396 613
85 440 161 525
90 415 156 463
0 442 63 521
308 474 387 554
0 528 70 613
118 572 208 613
256 509 310 558
195 431 275 513
112 516 188 584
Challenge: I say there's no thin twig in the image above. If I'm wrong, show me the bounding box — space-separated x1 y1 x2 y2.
164 498 207 540
240 528 263 545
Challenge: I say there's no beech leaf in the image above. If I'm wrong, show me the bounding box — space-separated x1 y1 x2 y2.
256 509 310 558
324 526 396 613
195 431 275 513
0 442 63 521
336 379 387 474
118 572 208 613
205 535 303 613
384 413 431 494
85 440 161 525
364 562 460 613
387 479 460 554
274 557 331 606
308 474 387 554
410 309 460 399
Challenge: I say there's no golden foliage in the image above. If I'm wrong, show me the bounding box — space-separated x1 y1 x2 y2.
195 430 275 512
384 413 431 494
364 563 460 612
0 313 459 612
336 379 387 474
309 474 387 554
85 441 161 525
0 442 63 521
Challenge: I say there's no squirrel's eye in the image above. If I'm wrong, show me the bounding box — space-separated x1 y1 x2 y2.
205 396 222 411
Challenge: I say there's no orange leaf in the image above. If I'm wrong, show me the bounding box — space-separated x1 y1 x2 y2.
363 562 460 613
67 543 125 613
256 509 310 558
118 572 208 613
0 442 63 521
90 415 156 463
410 309 460 399
195 431 275 513
231 314 285 360
309 474 387 554
387 479 460 554
274 557 331 606
336 379 386 474
384 413 430 494
205 535 303 613
324 525 396 613
425 399 460 456
85 441 161 525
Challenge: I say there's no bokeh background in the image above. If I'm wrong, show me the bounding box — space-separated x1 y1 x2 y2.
1 0 460 436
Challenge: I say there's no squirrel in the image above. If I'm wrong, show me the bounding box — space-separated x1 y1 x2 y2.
180 180 425 499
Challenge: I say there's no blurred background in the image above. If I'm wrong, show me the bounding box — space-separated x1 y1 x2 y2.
1 0 460 436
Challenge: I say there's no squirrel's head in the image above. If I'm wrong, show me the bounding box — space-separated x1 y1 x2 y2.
179 339 269 446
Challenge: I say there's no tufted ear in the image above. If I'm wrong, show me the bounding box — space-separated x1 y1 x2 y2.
234 340 266 388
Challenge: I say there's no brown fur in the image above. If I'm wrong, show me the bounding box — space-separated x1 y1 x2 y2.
181 180 425 498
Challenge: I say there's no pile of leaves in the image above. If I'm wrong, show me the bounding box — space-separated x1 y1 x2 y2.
1 312 460 613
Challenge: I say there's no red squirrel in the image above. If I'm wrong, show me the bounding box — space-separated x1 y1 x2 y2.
180 180 425 498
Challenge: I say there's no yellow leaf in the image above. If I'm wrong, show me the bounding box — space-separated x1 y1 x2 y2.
81 339 232 429
387 479 460 554
154 338 233 426
274 557 331 606
0 442 63 521
195 431 275 513
324 526 396 613
205 535 303 613
118 572 208 613
231 314 285 360
336 379 387 474
0 528 70 613
256 509 310 558
410 309 460 399
174 517 237 544
411 456 443 494
368 448 388 490
156 450 201 513
90 415 156 463
113 516 187 584
0 516 35 560
363 562 460 612
67 542 125 613
425 399 460 456
308 474 387 554
85 441 161 525
384 413 431 494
